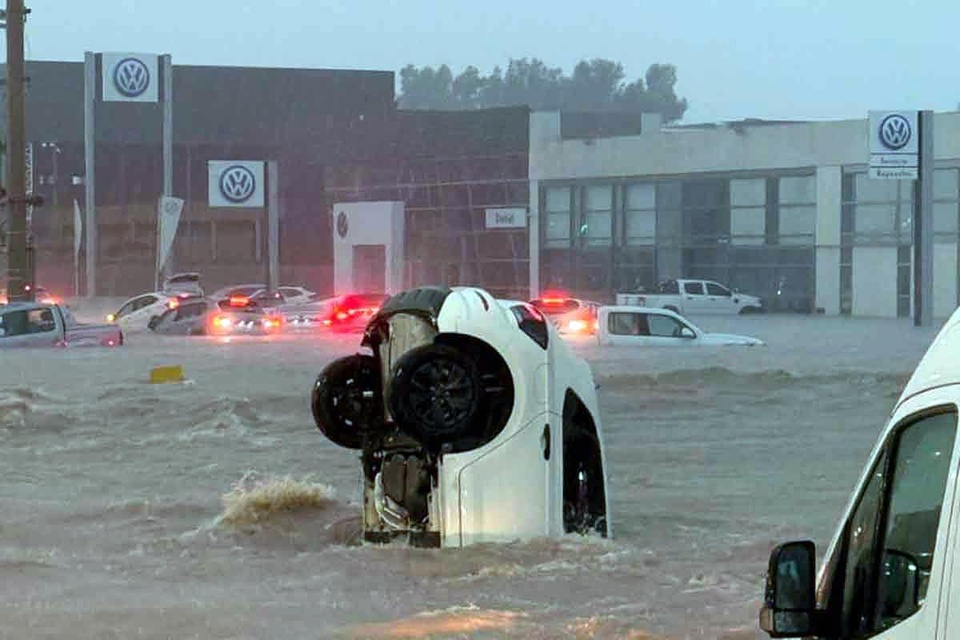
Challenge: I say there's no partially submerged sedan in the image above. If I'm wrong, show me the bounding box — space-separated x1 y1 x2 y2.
148 296 283 336
597 305 764 346
310 285 610 548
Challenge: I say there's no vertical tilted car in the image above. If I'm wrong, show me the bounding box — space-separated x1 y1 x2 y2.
310 286 611 548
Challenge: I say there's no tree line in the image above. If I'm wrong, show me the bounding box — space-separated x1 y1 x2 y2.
397 58 688 122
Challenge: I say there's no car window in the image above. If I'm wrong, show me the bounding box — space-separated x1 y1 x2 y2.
135 295 158 311
0 309 30 337
28 309 56 333
155 307 177 325
115 299 138 318
176 302 207 320
279 287 300 297
682 281 705 295
823 408 957 638
607 312 650 336
656 280 680 294
706 282 731 296
648 314 684 337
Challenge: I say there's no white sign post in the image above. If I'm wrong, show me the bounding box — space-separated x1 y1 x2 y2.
868 111 919 180
84 51 170 297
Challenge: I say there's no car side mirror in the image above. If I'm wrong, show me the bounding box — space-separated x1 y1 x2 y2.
759 540 817 638
679 327 696 339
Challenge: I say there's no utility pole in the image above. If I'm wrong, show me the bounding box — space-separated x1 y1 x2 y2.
4 0 31 301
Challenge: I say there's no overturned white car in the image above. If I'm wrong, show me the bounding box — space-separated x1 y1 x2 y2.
311 285 610 548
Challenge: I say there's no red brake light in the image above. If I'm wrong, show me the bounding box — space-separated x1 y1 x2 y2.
229 296 249 307
335 311 349 321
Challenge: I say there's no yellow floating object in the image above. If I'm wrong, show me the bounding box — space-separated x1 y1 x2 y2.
150 365 184 384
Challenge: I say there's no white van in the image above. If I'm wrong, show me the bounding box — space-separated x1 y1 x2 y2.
311 286 611 548
760 308 960 638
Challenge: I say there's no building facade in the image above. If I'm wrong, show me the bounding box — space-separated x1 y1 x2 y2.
528 111 960 318
1 60 530 299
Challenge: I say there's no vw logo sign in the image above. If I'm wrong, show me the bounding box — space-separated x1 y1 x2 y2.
879 114 912 150
113 57 151 98
219 165 257 203
336 211 349 238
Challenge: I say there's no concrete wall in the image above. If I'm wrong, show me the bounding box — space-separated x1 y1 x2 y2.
529 110 960 317
331 201 404 296
531 111 960 181
815 166 843 315
934 243 958 319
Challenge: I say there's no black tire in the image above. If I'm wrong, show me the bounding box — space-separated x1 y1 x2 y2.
739 306 760 315
563 430 607 537
312 354 383 450
388 344 482 446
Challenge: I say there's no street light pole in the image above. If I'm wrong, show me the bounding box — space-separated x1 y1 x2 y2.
4 0 30 301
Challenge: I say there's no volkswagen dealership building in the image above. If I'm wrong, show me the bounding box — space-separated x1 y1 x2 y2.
2 57 959 318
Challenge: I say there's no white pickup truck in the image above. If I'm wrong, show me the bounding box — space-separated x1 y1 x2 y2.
0 302 123 348
615 279 763 315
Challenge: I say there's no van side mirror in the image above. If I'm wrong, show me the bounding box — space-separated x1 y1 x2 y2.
759 540 817 637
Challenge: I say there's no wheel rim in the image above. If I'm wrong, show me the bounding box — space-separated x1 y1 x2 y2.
329 372 375 428
405 357 476 433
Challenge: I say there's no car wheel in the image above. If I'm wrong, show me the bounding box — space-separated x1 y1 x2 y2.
312 354 384 450
388 344 482 446
563 430 606 537
739 306 760 315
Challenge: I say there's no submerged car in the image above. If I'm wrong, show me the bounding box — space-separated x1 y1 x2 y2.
1 302 122 348
107 292 194 332
148 296 283 336
286 292 387 332
529 292 601 335
310 285 610 548
161 272 204 298
597 305 764 346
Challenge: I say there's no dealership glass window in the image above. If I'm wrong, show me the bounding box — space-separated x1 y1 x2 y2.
934 169 959 238
582 185 612 247
544 186 572 248
779 205 816 245
730 178 766 246
780 175 816 205
849 173 913 244
624 183 656 246
778 176 815 245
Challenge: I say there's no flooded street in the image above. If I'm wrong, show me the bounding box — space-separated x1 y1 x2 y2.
0 308 942 639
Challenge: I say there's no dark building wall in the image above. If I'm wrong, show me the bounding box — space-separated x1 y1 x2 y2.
3 62 532 298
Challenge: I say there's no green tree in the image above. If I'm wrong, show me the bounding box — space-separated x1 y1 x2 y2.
397 58 688 122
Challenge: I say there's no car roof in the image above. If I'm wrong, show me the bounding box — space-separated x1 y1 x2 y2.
1 301 50 312
894 309 960 412
601 305 685 317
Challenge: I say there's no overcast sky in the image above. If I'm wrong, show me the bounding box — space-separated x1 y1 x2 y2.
13 0 960 123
